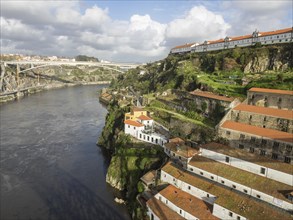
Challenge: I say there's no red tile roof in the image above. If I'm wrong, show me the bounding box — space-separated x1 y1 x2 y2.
159 185 219 220
248 87 293 95
172 43 197 50
164 142 198 158
146 197 185 220
200 142 293 174
190 90 234 102
260 27 292 37
221 121 293 143
124 119 144 127
161 162 292 220
169 137 185 143
137 115 153 120
233 104 293 119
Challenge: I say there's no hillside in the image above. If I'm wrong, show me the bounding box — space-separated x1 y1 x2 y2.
111 43 293 98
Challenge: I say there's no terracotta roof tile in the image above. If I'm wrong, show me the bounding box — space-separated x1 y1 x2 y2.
190 90 234 102
260 27 292 37
165 142 198 158
221 121 293 143
161 162 292 220
233 104 293 119
248 87 293 95
172 43 197 50
169 137 185 143
189 155 292 202
137 115 153 120
159 185 219 220
124 119 144 127
200 142 293 174
146 197 185 220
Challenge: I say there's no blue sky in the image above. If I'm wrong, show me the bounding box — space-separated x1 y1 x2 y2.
1 0 292 62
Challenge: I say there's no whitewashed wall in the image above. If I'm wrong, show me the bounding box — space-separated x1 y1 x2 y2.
213 203 246 220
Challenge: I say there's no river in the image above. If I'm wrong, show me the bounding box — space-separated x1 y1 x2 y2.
0 85 130 220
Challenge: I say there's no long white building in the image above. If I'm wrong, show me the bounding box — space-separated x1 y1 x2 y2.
171 27 293 54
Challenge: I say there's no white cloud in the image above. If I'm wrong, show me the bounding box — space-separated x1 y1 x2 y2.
166 6 230 45
0 1 291 62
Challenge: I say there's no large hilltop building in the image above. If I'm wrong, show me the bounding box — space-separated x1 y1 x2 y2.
170 27 293 54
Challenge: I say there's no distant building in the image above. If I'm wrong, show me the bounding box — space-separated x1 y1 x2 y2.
140 170 156 189
170 27 293 54
124 107 148 121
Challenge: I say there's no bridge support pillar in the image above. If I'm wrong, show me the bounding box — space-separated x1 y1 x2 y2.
0 63 5 92
16 64 20 87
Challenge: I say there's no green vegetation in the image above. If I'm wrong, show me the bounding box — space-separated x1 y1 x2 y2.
75 55 99 62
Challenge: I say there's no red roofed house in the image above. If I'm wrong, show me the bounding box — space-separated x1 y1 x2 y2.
124 119 145 137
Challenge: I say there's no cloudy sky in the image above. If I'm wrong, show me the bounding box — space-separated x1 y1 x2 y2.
1 0 292 63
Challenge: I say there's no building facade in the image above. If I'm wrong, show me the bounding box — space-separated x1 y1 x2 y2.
170 27 293 54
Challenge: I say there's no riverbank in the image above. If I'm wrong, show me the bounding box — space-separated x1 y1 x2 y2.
0 81 110 104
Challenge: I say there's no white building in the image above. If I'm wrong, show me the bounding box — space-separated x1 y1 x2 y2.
124 119 145 137
160 162 292 220
170 27 293 54
199 142 293 186
187 154 293 211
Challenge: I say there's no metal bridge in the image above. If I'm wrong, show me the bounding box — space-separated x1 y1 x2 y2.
0 60 139 94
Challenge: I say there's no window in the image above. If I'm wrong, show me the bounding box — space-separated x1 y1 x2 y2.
239 144 244 149
256 195 261 199
229 212 233 217
151 213 154 220
284 157 291 164
134 127 136 130
140 134 142 138
226 131 231 135
179 156 181 160
263 116 267 122
128 125 130 128
240 134 245 139
260 167 266 174
190 168 193 171
249 115 252 120
143 135 145 140
249 147 254 153
147 136 149 141
200 172 204 175
211 176 214 180
260 150 266 156
250 137 256 143
273 142 279 149
261 139 267 145
221 180 225 184
173 153 175 156
232 185 236 189
159 196 161 201
179 210 182 214
188 186 191 190
286 145 292 152
166 200 168 204
272 153 278 160
207 194 210 198
173 178 175 181
237 216 241 220
243 189 248 193
225 156 230 163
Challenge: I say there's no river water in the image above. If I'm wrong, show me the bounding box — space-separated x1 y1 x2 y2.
0 85 130 220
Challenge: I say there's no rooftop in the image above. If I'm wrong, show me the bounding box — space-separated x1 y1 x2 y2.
200 142 293 174
159 185 219 220
124 119 144 127
131 107 146 112
172 43 197 50
190 90 234 102
189 155 292 203
137 115 153 120
140 170 156 185
248 87 293 96
161 162 292 220
169 137 185 143
146 197 185 220
260 27 292 37
164 142 198 158
233 103 293 120
221 120 293 143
